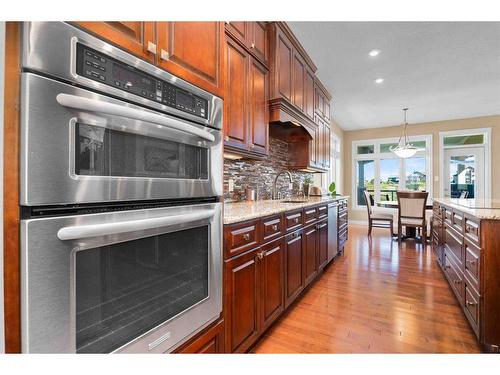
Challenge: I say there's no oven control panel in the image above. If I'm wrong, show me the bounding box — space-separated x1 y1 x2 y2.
75 43 208 119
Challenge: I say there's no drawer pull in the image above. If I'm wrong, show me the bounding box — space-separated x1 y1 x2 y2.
466 260 476 266
294 218 299 224
257 251 264 260
272 224 278 231
466 300 476 307
242 233 250 241
453 279 461 285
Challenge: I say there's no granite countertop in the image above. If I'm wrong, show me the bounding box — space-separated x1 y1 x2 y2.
223 196 349 225
433 198 500 220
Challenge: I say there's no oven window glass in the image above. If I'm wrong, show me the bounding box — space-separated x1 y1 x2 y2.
75 226 209 353
74 123 208 179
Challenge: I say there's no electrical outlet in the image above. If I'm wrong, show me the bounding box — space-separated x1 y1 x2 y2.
228 179 234 192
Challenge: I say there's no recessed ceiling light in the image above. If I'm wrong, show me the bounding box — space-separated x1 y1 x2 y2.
374 78 384 84
369 49 381 57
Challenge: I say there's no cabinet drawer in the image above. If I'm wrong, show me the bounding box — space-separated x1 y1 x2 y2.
464 239 480 288
433 203 443 219
338 200 348 211
452 211 464 232
304 207 317 225
464 282 480 337
464 217 480 246
444 208 453 225
261 214 283 244
285 210 303 232
224 221 260 258
444 224 463 266
317 205 328 220
444 252 464 304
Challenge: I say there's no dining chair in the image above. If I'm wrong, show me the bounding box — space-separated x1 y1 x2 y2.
396 191 429 245
364 190 393 236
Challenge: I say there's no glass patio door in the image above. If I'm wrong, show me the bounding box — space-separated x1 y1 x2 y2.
443 147 484 199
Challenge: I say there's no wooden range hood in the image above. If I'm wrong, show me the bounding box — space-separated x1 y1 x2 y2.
269 98 322 172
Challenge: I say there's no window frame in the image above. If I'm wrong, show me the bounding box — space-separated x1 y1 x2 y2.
439 127 491 200
352 135 433 210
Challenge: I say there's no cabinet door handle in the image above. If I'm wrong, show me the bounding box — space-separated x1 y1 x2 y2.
224 136 229 142
257 251 264 260
453 279 461 284
147 41 157 54
466 300 476 307
250 143 255 149
160 49 170 61
251 42 255 49
272 224 278 231
242 233 250 241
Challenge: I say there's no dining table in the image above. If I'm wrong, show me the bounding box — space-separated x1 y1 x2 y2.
375 200 433 241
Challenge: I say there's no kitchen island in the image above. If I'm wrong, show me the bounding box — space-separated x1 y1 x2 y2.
432 198 500 352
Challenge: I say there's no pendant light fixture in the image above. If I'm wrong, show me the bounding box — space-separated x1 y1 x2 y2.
390 107 417 158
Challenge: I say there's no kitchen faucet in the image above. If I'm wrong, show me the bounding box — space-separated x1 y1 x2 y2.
272 170 293 200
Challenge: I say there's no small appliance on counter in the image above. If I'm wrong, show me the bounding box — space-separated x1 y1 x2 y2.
310 186 329 196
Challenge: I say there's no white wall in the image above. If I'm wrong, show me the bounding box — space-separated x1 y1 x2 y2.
0 21 5 354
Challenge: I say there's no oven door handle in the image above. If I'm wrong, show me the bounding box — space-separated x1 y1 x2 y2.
57 209 215 241
56 93 216 142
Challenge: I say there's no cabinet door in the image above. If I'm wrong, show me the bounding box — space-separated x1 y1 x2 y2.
224 37 249 152
75 22 156 63
224 248 261 353
249 58 269 155
304 69 315 120
250 22 268 66
324 124 331 168
304 224 318 287
225 21 249 47
317 220 329 270
157 22 224 97
292 51 305 112
175 319 224 353
275 28 293 102
309 119 320 167
260 239 285 331
284 230 305 307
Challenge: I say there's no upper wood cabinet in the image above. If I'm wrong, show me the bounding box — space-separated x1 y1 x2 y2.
74 22 156 63
292 51 306 112
249 59 269 155
224 33 269 157
304 69 315 120
157 22 225 98
275 27 293 102
224 37 249 151
225 22 268 66
314 80 332 122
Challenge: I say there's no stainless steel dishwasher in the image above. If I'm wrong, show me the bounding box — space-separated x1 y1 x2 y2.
328 202 339 262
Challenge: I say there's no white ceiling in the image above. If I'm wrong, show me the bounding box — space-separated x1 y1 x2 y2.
288 22 500 131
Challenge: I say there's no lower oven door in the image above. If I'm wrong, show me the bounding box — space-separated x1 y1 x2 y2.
21 202 222 353
21 72 222 206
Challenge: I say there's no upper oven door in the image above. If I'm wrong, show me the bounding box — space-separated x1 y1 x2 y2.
21 202 222 353
20 73 223 206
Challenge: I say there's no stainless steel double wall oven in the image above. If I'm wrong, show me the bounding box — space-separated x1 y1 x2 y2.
20 22 223 353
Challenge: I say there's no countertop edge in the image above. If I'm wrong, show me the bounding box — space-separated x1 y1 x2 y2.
223 196 349 225
433 198 500 220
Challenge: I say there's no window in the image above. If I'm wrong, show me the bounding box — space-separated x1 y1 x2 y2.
324 133 341 192
352 135 432 208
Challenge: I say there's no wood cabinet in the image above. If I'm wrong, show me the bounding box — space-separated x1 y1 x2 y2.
156 22 225 98
304 224 318 287
224 247 261 353
260 239 285 331
317 219 329 270
225 22 268 66
434 201 500 352
284 229 305 307
304 69 315 120
74 22 157 63
224 33 269 157
292 51 306 112
175 319 224 353
223 200 348 352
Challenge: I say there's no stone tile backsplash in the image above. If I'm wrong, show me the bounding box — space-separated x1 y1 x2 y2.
223 138 313 201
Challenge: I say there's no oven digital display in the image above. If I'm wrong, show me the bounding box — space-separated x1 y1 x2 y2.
112 63 155 91
176 89 194 109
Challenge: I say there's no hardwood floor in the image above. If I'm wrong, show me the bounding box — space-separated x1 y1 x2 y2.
252 224 481 353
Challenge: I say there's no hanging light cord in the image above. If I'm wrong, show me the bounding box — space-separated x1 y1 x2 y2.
397 107 409 146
